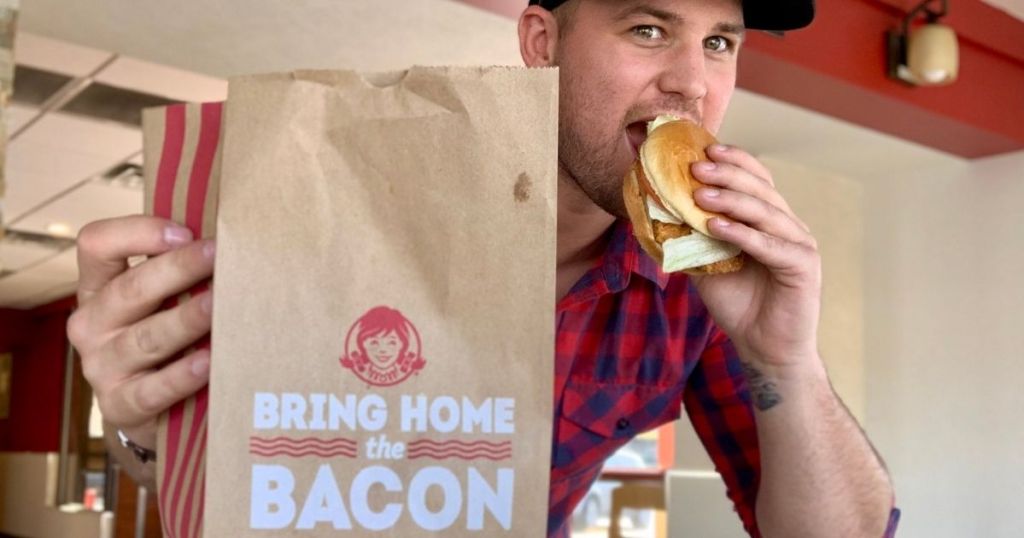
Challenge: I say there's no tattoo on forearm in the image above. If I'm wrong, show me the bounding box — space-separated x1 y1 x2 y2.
741 362 783 411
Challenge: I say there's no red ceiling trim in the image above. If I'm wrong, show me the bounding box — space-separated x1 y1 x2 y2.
744 0 1024 157
869 0 1024 64
738 47 1022 158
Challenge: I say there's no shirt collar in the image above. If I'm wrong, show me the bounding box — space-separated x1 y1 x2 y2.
557 219 671 313
603 219 671 292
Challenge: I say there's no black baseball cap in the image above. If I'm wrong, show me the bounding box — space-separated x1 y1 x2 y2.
527 0 815 32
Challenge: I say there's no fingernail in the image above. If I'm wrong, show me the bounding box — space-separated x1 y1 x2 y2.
709 144 728 153
164 226 193 246
203 240 216 259
200 292 213 314
700 188 720 198
712 217 732 227
191 354 210 377
694 162 716 172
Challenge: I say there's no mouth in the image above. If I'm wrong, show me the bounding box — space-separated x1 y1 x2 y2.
626 121 649 156
626 114 702 157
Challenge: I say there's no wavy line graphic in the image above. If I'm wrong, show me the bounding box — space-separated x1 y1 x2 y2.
407 447 512 457
250 447 357 458
407 442 512 450
406 439 511 449
406 449 511 458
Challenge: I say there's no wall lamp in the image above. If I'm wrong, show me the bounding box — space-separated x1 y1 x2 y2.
887 0 959 86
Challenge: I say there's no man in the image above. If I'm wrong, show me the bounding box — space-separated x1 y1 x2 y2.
68 0 899 536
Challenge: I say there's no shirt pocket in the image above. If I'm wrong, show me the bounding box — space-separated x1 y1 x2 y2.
551 380 683 482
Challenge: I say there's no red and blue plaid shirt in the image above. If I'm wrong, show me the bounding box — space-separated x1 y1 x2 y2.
547 219 900 537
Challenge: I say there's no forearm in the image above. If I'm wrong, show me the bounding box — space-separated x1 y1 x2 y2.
745 358 893 537
104 422 158 492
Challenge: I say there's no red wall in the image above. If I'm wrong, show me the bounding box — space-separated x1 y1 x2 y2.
0 297 76 452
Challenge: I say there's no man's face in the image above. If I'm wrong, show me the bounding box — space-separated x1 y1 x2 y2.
551 0 744 218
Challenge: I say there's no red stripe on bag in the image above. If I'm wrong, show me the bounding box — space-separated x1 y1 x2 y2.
155 104 187 538
189 433 208 538
177 386 209 538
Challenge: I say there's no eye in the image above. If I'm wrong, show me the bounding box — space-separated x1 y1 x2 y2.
631 25 666 42
704 35 733 53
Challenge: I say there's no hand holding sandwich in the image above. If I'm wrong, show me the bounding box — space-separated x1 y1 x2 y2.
624 116 822 379
689 142 823 378
625 118 892 534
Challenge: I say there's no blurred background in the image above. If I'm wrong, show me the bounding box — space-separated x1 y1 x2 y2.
0 0 1021 536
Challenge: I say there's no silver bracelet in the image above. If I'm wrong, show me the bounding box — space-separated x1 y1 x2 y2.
117 429 157 464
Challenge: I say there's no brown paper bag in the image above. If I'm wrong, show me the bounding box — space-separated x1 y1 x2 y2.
201 66 558 536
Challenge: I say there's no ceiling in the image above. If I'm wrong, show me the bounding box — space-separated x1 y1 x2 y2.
17 0 523 77
0 0 974 308
981 0 1024 20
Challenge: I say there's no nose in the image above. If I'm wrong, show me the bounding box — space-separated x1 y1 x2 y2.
657 42 708 102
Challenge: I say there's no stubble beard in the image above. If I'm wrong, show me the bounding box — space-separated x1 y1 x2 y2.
557 69 631 220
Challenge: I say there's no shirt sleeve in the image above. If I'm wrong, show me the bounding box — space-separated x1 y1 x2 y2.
683 325 762 537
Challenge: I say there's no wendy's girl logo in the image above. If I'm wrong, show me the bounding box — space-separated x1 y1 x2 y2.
339 306 426 386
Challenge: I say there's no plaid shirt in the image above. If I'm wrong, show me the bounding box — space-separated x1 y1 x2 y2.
546 219 900 537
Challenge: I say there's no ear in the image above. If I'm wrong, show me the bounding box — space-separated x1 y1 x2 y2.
518 6 559 67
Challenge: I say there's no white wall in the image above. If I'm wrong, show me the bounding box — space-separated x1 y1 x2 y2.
864 150 1024 538
719 89 1024 537
672 147 1024 537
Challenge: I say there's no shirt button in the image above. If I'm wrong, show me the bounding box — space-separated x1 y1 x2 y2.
616 418 630 430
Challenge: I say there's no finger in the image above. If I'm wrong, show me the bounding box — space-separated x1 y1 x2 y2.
706 217 816 275
106 289 213 379
691 161 811 233
104 347 210 428
695 187 811 246
77 216 195 304
85 239 215 333
706 144 774 186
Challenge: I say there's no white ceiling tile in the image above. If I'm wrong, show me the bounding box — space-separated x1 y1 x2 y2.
7 145 113 185
6 103 40 133
0 248 78 308
10 182 142 238
0 271 62 308
26 281 79 308
19 0 522 79
0 239 58 273
14 31 113 78
980 0 1024 21
96 56 227 103
5 112 140 220
12 111 141 159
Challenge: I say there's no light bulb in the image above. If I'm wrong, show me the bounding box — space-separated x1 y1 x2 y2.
907 23 959 86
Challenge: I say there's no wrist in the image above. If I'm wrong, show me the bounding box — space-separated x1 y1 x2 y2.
764 356 828 385
737 346 826 381
738 353 829 412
